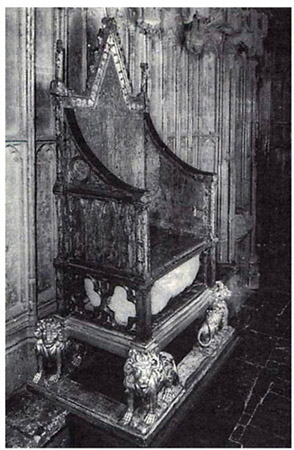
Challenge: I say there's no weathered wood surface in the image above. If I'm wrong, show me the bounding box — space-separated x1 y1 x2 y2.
75 57 146 190
145 114 215 238
52 20 215 343
36 141 57 316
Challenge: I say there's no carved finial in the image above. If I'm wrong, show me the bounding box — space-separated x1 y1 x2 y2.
102 16 118 34
56 39 63 52
140 63 148 93
140 63 149 109
97 17 118 49
55 39 64 83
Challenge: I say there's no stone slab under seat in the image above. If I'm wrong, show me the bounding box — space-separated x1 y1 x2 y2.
64 283 212 357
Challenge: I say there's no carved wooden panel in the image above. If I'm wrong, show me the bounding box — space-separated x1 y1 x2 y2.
257 12 290 251
217 54 238 263
68 8 87 93
6 143 27 317
6 341 35 397
36 141 57 307
235 63 245 211
66 197 139 274
75 57 145 189
6 8 27 139
145 131 210 239
269 62 291 185
199 137 217 174
35 8 55 139
34 7 68 317
162 38 177 150
200 51 218 136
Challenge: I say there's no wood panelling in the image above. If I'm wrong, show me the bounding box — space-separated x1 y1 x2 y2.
256 9 291 251
6 7 36 395
68 8 87 93
6 9 36 323
6 143 27 317
5 8 27 139
35 8 67 318
6 340 36 397
35 8 55 139
36 141 57 313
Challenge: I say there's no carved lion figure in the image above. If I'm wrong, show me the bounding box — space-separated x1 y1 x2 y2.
122 348 179 426
197 281 231 347
33 317 70 384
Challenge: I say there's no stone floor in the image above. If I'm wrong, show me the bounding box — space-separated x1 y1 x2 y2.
6 244 291 448
162 294 291 446
225 243 291 448
6 390 70 448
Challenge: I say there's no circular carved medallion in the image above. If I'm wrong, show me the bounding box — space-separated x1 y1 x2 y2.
69 157 91 183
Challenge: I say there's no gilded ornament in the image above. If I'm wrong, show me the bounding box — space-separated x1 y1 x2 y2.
197 281 231 347
32 317 70 384
122 348 179 427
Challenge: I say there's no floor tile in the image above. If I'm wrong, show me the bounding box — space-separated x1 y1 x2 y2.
235 330 273 367
241 424 290 448
270 345 291 366
238 412 252 426
226 439 243 447
270 378 291 398
243 393 260 415
230 424 245 442
249 393 291 439
260 391 291 414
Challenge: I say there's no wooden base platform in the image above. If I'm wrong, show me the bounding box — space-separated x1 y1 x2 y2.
28 326 238 447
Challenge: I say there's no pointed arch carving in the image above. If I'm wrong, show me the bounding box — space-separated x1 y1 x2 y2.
52 17 145 112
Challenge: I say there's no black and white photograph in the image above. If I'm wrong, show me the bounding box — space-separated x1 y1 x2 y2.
5 6 291 448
